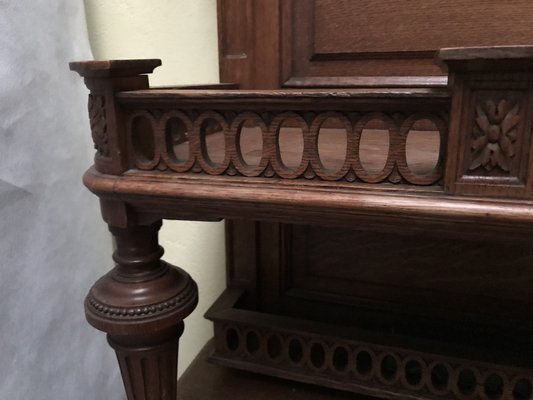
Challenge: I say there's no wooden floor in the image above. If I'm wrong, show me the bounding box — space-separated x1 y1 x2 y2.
177 339 377 400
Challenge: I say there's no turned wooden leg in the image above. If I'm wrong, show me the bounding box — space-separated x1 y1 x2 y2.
85 221 198 400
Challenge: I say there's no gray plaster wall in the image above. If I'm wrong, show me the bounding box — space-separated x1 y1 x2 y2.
0 1 122 399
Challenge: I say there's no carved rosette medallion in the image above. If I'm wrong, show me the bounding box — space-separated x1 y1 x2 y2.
88 94 109 157
470 97 520 173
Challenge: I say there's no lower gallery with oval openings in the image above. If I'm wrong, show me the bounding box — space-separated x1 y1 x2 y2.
206 220 533 400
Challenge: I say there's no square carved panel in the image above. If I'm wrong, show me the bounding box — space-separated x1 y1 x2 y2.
461 90 527 182
446 80 533 198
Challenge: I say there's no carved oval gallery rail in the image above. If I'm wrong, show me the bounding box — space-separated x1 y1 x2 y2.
215 322 533 400
125 109 448 186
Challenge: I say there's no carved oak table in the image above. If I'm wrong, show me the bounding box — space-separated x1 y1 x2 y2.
71 47 533 400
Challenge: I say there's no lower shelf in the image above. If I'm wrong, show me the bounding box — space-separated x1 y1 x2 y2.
177 339 373 399
205 288 533 400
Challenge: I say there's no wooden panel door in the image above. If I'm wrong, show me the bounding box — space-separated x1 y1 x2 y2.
218 0 533 88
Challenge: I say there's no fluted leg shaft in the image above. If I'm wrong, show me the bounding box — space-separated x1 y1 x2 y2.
109 324 183 400
85 222 198 400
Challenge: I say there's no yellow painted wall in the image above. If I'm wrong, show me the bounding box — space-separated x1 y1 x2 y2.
85 0 220 86
84 0 225 375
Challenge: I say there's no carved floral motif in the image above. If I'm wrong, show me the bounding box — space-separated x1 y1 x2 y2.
88 94 109 157
470 98 520 172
